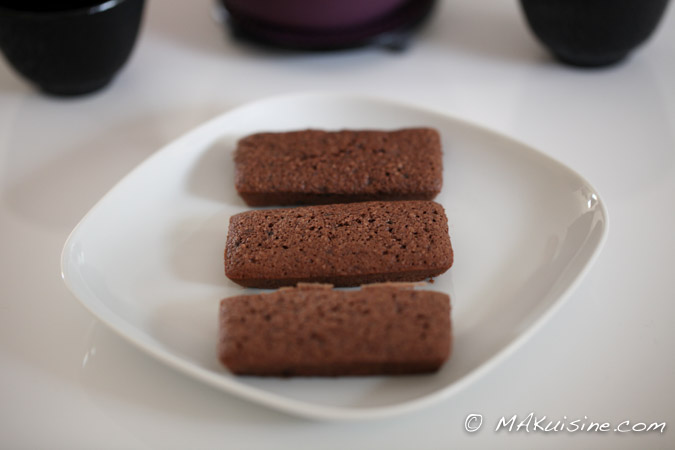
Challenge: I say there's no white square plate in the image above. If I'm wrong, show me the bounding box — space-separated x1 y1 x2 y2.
61 93 608 421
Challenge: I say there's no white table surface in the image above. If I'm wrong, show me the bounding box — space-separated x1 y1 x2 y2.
1 0 674 448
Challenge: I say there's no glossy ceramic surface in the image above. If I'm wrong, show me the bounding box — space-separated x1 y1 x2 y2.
520 0 670 67
222 0 409 30
220 0 436 50
0 0 145 95
61 93 608 420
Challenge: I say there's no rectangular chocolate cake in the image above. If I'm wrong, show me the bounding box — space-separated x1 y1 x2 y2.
218 284 452 376
234 128 443 206
224 200 453 288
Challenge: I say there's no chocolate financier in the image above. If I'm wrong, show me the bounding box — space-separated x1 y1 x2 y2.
224 200 453 288
234 128 442 206
218 283 451 376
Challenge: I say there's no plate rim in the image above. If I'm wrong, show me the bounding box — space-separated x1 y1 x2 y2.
60 91 610 421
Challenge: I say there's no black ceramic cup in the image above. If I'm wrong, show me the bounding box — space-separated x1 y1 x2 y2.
0 0 145 95
520 0 670 67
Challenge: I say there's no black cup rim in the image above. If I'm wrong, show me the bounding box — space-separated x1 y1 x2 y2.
0 0 128 18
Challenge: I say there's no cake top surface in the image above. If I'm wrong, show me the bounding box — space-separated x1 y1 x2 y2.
225 200 453 279
234 128 442 195
219 284 451 364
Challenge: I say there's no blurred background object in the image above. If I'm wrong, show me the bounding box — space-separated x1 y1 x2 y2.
0 0 145 95
520 0 670 67
217 0 436 51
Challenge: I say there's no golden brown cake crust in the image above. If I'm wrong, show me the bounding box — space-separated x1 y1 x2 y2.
224 200 453 288
234 128 443 206
218 285 452 376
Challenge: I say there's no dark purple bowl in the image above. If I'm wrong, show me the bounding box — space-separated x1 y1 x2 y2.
0 0 145 95
225 0 409 30
221 0 436 50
